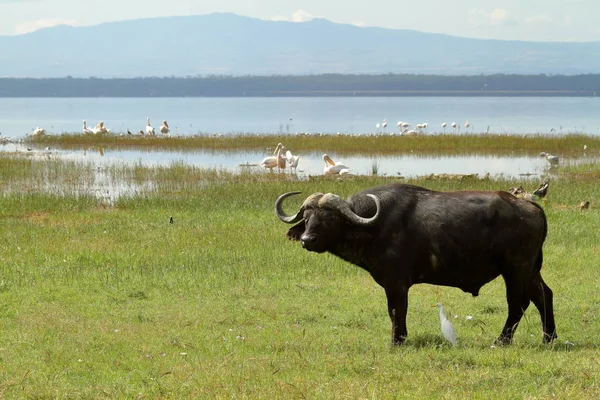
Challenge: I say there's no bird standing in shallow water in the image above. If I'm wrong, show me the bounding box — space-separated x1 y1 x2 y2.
539 152 559 166
435 303 457 346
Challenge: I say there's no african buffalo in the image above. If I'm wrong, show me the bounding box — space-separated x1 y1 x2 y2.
275 183 557 345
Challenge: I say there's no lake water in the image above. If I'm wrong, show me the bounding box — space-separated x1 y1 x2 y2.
1 97 599 138
1 141 567 179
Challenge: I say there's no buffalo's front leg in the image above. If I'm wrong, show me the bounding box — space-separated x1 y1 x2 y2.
385 286 409 345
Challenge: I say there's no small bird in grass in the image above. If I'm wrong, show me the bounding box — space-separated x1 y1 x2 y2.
435 303 457 346
579 201 590 211
169 216 174 224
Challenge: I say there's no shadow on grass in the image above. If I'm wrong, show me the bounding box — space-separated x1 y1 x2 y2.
388 333 594 352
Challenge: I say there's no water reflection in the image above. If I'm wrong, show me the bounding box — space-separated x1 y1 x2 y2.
1 142 558 178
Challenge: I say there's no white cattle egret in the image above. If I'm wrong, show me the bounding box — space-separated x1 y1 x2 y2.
539 152 559 166
375 122 380 133
381 119 388 128
323 154 350 175
285 149 300 173
32 127 46 136
441 122 447 133
451 122 457 133
146 117 155 135
436 303 457 346
160 120 170 135
464 120 471 132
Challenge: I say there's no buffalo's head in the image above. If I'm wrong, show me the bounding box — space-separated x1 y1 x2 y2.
275 191 381 253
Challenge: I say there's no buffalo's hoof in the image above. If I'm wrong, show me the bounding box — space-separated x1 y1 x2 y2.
494 336 513 346
391 336 407 346
543 332 558 343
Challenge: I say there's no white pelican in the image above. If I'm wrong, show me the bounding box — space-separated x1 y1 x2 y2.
160 120 170 135
397 121 405 134
285 149 300 173
539 152 559 166
441 122 447 133
146 117 155 135
451 122 457 133
323 154 350 175
260 143 286 172
32 127 46 136
277 146 287 171
83 120 93 133
96 121 109 134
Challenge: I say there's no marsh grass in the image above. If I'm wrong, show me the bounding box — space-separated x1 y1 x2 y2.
1 151 600 398
25 132 600 157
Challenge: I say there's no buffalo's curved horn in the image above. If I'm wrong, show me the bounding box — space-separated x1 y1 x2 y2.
275 192 325 224
319 193 381 226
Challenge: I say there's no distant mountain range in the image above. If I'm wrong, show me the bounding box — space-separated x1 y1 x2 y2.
1 13 600 78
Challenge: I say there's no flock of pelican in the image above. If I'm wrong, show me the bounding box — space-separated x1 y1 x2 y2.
260 143 299 173
373 120 472 135
80 118 170 136
82 120 110 134
259 143 351 176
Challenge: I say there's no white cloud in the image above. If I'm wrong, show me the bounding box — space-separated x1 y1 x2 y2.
468 8 517 26
270 9 315 23
14 18 81 35
524 14 554 24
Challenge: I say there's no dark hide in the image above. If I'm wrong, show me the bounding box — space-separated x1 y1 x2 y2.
280 183 557 345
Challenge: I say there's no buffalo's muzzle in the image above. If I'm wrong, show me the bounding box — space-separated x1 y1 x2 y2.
300 234 317 250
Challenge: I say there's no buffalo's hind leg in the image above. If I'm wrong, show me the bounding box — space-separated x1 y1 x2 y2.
496 271 531 345
385 286 409 345
529 271 557 343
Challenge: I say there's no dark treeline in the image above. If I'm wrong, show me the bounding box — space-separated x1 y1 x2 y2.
1 74 600 97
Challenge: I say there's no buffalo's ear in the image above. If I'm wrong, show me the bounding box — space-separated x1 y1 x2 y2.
287 221 305 241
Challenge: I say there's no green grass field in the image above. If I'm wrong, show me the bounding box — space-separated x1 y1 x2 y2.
1 138 599 398
25 131 600 157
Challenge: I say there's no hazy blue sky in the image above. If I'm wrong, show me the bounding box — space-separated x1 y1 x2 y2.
1 0 598 42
